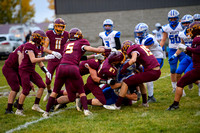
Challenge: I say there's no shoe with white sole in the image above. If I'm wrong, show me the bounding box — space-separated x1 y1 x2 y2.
103 104 121 110
32 104 45 113
43 92 51 102
75 98 82 111
15 109 25 116
83 110 93 116
42 111 49 118
142 103 149 107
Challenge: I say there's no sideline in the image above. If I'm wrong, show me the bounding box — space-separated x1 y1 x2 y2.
6 106 75 133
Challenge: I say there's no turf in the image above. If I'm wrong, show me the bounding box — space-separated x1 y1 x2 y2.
0 59 200 133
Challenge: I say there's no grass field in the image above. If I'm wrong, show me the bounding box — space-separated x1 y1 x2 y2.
0 59 200 133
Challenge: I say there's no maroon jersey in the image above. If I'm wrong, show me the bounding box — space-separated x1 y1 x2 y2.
97 58 117 80
4 44 26 69
186 36 200 68
46 30 69 62
60 39 90 65
127 44 160 71
79 59 101 76
19 42 44 72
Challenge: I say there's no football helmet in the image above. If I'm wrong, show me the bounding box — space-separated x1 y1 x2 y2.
103 19 113 32
54 18 66 34
168 9 179 26
108 51 124 65
121 40 134 55
69 28 83 41
187 21 200 39
193 14 200 21
155 23 162 31
181 14 193 29
32 30 47 46
134 23 149 39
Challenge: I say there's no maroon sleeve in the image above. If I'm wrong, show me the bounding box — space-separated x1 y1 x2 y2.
186 45 200 54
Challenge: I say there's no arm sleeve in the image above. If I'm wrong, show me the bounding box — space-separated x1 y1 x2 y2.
114 37 121 50
186 46 200 54
102 40 105 46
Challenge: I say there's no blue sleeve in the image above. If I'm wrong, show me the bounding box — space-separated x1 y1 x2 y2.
144 38 154 46
115 31 121 38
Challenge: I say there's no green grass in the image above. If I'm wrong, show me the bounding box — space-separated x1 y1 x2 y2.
0 59 200 133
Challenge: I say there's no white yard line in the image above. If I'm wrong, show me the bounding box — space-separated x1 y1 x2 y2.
158 74 170 80
0 85 8 89
6 106 75 133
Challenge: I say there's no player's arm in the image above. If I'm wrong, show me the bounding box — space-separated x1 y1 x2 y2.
38 61 52 80
125 93 137 101
83 45 112 53
110 83 122 89
160 32 167 47
27 50 55 63
43 47 62 59
18 51 23 65
114 37 121 50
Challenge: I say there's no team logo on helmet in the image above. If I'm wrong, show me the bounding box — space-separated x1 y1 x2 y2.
187 21 200 39
54 18 66 34
121 40 134 55
69 28 83 40
32 30 47 46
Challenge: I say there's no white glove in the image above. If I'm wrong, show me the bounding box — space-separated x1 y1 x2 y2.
52 51 62 59
107 79 116 85
46 71 52 80
44 54 55 60
94 54 105 60
178 44 187 52
111 48 118 52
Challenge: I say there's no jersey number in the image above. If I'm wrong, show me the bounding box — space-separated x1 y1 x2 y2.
169 34 181 44
55 39 61 49
65 43 74 54
105 41 110 47
140 45 153 56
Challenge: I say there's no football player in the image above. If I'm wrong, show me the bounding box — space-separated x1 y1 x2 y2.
15 30 61 116
3 43 27 114
169 14 194 92
99 19 121 50
160 9 185 93
167 21 200 110
152 23 163 43
43 18 69 102
193 14 200 22
42 28 115 117
103 43 161 110
134 23 164 103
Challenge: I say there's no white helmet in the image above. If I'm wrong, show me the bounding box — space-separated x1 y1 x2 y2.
134 23 149 38
48 23 54 30
155 23 161 28
103 19 114 32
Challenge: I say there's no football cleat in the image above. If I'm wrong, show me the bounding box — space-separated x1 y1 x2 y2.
5 109 14 114
15 109 25 116
142 103 149 107
167 104 179 111
54 104 67 111
172 88 176 93
147 96 157 103
42 111 49 118
83 110 93 116
103 104 121 110
32 104 45 113
75 98 82 111
43 92 51 102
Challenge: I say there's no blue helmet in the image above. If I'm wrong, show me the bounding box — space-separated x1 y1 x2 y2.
134 23 148 39
103 19 113 32
193 14 200 21
181 14 193 29
168 9 179 26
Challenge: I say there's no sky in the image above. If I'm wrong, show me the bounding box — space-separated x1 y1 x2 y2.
31 0 55 23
